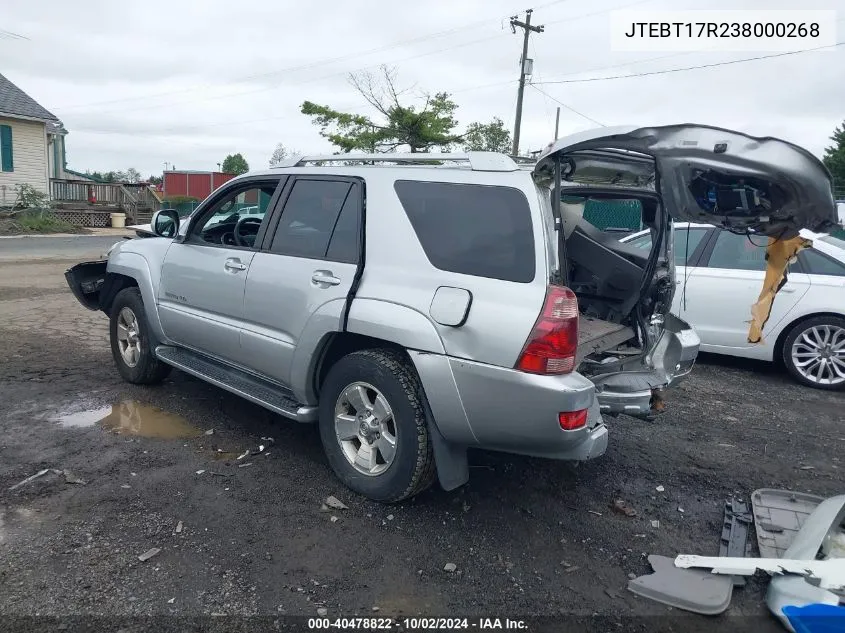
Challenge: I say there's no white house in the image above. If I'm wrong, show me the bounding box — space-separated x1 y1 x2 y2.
0 72 78 206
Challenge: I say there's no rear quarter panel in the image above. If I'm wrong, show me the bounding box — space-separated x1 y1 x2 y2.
353 170 548 368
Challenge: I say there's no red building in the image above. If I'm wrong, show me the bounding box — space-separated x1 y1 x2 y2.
162 170 235 201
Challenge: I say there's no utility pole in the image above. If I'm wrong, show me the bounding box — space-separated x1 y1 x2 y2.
554 106 560 140
510 9 543 156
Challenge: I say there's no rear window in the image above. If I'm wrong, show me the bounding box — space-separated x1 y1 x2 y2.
393 180 535 283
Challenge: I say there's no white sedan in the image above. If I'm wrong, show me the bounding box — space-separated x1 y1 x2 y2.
621 223 845 389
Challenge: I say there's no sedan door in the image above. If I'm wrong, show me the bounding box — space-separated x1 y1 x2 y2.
239 176 362 387
157 178 283 365
679 230 811 353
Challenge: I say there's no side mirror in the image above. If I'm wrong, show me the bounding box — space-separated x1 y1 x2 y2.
152 209 180 238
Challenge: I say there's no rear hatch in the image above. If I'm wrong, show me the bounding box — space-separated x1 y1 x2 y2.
534 124 838 238
533 124 838 418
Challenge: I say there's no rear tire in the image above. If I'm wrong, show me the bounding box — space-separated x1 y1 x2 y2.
109 287 172 385
781 315 845 390
318 349 436 503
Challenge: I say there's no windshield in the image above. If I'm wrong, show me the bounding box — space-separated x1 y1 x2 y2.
818 234 845 250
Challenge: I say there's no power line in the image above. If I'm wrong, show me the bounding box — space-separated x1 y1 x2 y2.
534 42 844 85
54 0 574 113
528 84 605 127
0 29 29 40
71 80 518 137
52 0 630 116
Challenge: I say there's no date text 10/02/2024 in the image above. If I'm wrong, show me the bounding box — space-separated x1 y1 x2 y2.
307 617 528 630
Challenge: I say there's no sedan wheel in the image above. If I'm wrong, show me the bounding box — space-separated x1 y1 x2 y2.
783 317 845 389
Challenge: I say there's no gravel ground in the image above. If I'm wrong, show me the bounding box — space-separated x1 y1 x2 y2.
0 254 842 633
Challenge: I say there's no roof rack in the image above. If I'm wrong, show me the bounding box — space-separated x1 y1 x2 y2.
273 152 519 172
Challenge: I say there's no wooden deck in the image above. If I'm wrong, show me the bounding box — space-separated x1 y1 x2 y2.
49 179 161 225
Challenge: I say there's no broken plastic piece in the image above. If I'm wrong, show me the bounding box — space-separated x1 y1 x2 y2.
752 489 825 559
767 494 845 632
674 555 845 594
782 604 845 633
627 555 733 615
720 497 753 587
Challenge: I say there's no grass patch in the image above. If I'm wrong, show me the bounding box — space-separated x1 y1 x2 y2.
0 211 90 235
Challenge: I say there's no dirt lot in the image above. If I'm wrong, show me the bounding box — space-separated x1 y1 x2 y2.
0 248 843 632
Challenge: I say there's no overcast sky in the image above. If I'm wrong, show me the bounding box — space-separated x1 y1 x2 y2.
1 0 842 177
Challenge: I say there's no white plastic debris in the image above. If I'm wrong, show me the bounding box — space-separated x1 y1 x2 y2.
444 562 457 573
175 521 183 534
674 555 845 593
204 429 214 436
325 496 348 510
330 516 339 523
195 470 205 475
236 450 250 461
167 598 175 604
651 520 660 528
138 548 161 562
656 485 665 493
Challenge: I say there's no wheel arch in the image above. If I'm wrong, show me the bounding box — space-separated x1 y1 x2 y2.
774 311 845 366
313 332 470 493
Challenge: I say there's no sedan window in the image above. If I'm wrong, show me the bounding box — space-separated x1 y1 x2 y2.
799 248 845 276
706 231 768 271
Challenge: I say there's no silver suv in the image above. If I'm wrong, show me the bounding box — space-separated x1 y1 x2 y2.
66 125 838 502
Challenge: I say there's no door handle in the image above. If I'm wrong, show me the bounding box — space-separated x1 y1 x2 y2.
224 258 247 272
311 270 341 286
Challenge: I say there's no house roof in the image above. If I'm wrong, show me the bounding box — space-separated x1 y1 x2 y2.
0 72 60 123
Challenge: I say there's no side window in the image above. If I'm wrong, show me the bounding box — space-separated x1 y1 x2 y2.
190 182 279 248
394 180 535 283
674 228 709 266
800 248 845 276
270 179 352 259
625 233 652 251
706 231 767 271
325 189 361 263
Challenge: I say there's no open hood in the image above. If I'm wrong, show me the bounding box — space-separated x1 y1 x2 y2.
534 124 838 238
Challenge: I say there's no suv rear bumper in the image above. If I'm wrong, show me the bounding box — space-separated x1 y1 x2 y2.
409 351 607 461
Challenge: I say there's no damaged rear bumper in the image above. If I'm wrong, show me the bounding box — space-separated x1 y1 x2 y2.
592 313 700 418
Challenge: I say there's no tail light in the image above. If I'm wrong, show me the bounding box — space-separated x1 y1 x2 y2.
515 285 579 375
558 410 588 430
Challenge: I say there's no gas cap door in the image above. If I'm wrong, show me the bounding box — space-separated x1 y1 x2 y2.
430 286 472 327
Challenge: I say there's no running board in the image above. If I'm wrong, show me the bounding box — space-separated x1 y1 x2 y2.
154 345 317 423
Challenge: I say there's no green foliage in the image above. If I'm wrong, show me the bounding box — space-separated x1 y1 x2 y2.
463 117 512 153
222 153 249 175
823 121 845 196
13 183 51 210
11 209 81 234
301 66 461 153
162 195 199 204
148 175 163 186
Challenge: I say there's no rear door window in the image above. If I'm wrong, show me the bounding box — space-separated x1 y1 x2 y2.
393 181 535 283
706 231 767 271
799 248 845 276
270 179 353 259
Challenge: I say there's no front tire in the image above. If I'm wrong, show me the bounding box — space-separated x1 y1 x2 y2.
109 287 172 385
782 315 845 390
318 349 436 503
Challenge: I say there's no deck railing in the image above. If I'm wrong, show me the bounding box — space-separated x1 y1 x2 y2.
50 179 162 223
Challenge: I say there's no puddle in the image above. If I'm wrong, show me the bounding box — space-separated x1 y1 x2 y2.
53 400 202 439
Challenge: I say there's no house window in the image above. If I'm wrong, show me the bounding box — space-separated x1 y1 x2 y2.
0 125 13 172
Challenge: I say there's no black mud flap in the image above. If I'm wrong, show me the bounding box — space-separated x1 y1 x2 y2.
64 261 107 311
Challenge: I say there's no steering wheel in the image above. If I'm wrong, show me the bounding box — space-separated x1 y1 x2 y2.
234 217 262 247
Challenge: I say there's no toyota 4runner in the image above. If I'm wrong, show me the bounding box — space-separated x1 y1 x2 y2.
66 125 839 502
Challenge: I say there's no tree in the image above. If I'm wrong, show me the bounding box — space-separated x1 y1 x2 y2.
125 167 142 183
301 65 461 153
148 175 163 186
823 121 845 196
222 153 249 175
269 143 302 167
462 117 512 153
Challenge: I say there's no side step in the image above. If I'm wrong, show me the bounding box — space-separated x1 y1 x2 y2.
155 345 317 423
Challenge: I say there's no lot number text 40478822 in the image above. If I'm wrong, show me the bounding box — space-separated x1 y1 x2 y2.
307 617 528 630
